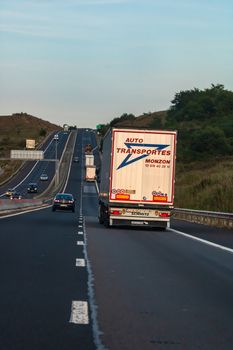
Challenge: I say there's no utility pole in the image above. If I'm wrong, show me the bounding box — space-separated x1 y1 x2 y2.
54 134 59 187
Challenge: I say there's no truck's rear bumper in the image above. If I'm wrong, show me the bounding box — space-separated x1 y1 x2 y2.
109 216 169 229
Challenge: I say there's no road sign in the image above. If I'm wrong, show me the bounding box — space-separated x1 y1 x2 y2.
26 139 36 149
10 150 44 160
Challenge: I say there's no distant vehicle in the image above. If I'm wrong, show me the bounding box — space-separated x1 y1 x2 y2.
10 191 22 200
84 144 93 154
54 134 59 140
85 165 96 182
73 157 79 163
52 193 75 212
5 188 15 197
85 154 94 166
27 183 38 193
40 173 48 181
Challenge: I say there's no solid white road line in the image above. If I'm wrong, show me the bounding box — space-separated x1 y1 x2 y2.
169 228 233 254
69 301 89 324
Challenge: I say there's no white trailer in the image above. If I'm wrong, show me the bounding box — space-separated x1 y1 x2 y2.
85 165 96 182
85 154 94 166
98 128 177 229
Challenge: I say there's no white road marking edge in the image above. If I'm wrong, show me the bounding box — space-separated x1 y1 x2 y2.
169 228 233 254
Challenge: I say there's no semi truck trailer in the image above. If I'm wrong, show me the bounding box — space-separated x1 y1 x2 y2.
85 165 96 182
98 128 177 229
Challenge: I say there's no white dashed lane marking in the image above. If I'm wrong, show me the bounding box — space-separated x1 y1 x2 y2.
69 301 89 324
77 241 84 245
76 258 86 267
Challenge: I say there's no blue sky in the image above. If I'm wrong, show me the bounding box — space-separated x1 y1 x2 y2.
0 0 233 127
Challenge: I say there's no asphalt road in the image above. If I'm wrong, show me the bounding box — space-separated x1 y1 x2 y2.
0 128 233 350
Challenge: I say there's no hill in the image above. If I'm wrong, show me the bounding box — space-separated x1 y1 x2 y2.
0 113 61 184
114 111 167 129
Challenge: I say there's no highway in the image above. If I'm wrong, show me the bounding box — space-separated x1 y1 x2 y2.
0 130 69 199
0 129 233 350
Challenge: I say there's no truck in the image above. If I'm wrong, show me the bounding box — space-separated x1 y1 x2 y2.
85 154 94 167
85 165 96 182
84 144 93 154
98 128 177 229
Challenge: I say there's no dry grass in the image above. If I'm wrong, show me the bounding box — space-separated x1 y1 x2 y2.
175 159 233 212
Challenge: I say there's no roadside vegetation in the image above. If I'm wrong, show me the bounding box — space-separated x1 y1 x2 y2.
98 84 233 212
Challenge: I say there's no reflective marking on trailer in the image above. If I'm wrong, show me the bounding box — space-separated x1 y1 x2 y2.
76 258 86 267
69 301 89 324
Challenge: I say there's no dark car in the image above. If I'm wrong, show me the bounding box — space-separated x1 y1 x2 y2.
40 173 48 181
27 183 38 193
73 157 79 163
10 191 22 200
52 193 75 212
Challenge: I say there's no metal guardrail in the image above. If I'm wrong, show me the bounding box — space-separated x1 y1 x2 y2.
173 208 233 229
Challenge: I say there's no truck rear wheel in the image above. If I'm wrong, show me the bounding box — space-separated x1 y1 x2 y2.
98 205 104 224
104 215 109 228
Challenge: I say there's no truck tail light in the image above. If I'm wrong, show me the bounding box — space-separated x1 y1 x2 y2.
159 212 170 217
110 210 121 215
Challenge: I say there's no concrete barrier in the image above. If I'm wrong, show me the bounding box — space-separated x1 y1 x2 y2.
0 198 44 210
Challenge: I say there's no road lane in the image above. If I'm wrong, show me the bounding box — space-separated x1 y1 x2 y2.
85 215 233 349
171 218 233 249
0 129 95 350
81 130 233 350
1 128 233 350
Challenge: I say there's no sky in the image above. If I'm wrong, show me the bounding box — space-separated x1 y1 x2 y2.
0 0 233 128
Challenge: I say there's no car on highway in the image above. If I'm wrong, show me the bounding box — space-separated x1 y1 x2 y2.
73 157 79 163
10 191 22 200
52 193 75 212
27 183 38 193
5 188 15 197
40 173 48 181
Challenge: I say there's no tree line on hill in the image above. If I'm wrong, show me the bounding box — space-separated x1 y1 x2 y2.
98 84 233 162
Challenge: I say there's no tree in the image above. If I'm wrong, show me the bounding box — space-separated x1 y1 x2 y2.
39 128 47 137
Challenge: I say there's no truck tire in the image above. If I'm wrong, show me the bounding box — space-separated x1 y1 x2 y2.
98 205 104 224
104 215 109 228
98 214 104 224
104 213 110 228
